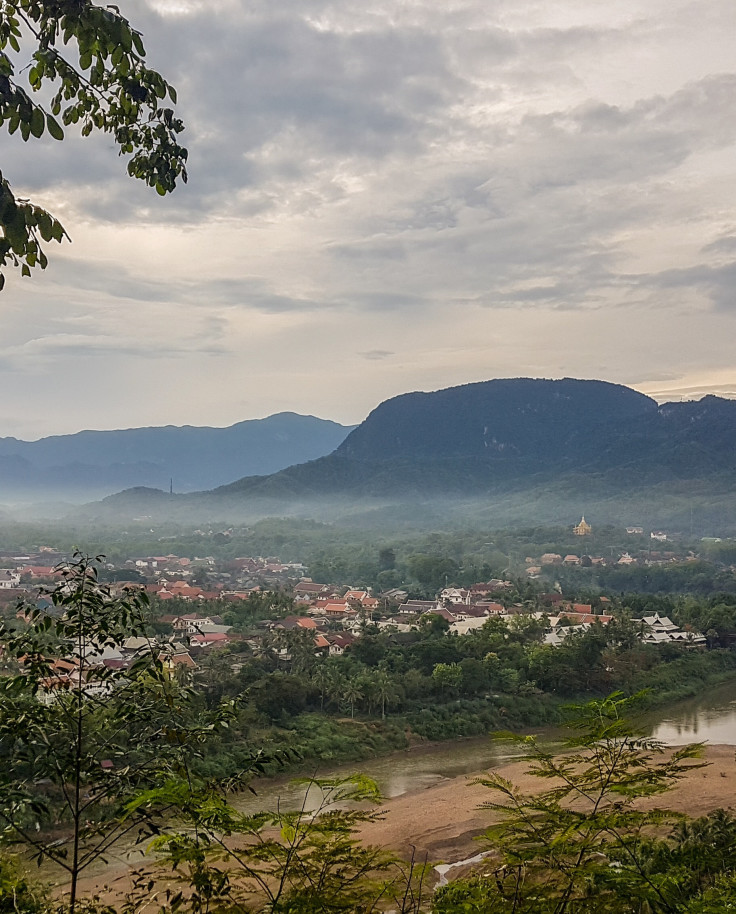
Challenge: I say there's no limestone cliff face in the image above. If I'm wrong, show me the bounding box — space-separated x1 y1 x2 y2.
334 378 656 463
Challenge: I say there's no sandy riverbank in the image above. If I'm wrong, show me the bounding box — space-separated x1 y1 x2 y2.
69 743 736 903
356 743 736 863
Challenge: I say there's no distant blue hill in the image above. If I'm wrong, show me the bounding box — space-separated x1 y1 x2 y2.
0 413 355 503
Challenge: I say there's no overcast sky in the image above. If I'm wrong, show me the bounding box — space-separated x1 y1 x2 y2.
3 0 736 438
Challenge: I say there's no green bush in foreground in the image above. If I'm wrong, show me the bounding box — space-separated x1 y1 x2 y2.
0 853 48 914
435 692 736 914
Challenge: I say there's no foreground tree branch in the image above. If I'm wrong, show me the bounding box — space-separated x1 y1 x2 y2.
0 0 187 288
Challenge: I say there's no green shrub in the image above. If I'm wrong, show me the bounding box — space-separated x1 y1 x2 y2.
0 854 48 914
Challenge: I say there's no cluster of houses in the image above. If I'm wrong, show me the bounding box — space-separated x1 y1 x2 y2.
294 583 381 615
132 553 306 584
0 539 711 696
538 608 705 648
18 598 708 703
35 636 198 703
0 548 307 609
519 518 690 577
264 586 382 656
269 616 358 658
524 549 692 577
574 518 668 542
635 613 707 647
374 582 512 634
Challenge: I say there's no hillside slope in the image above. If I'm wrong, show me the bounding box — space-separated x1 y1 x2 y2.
81 379 736 532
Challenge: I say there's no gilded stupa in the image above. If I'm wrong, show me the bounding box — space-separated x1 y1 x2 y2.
573 516 592 536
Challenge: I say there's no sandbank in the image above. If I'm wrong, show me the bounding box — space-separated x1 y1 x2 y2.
357 743 736 863
65 744 736 902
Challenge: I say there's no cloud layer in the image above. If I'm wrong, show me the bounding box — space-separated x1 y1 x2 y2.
2 0 735 437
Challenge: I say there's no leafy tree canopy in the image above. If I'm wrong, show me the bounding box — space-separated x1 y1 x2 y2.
0 0 187 288
437 692 713 914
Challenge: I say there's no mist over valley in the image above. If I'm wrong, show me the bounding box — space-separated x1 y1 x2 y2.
33 377 736 537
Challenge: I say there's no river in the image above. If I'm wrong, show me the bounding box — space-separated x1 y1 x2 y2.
243 680 736 812
648 680 736 745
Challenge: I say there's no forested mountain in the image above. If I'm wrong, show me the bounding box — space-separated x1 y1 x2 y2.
335 377 656 462
331 378 736 476
76 378 736 532
0 413 354 503
217 378 736 493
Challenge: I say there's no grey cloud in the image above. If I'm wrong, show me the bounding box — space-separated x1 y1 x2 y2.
5 4 459 224
702 235 736 255
311 69 736 314
509 75 736 192
47 257 177 303
0 335 224 365
330 239 408 262
645 261 736 310
524 24 629 57
489 280 597 307
349 291 428 312
211 285 329 314
359 350 394 360
4 0 736 432
648 384 736 402
41 259 330 315
13 0 731 241
161 12 457 162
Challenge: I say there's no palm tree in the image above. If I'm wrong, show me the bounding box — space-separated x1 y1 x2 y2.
311 664 330 712
326 669 347 711
370 669 397 721
342 679 364 719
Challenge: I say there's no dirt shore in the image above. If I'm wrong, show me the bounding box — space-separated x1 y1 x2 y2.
356 743 736 864
66 743 736 902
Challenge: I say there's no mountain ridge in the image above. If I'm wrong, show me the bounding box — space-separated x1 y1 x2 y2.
78 378 736 533
0 412 355 502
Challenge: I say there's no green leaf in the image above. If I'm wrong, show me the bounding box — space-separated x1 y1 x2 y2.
120 26 133 53
46 113 64 141
37 212 53 242
30 107 45 138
